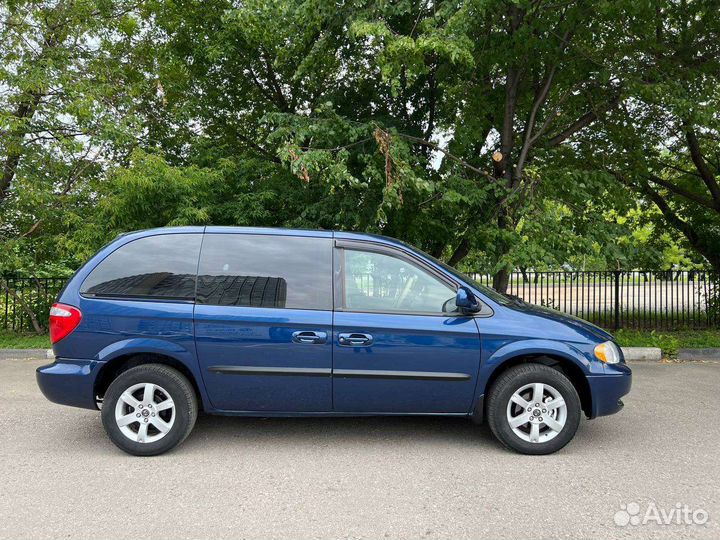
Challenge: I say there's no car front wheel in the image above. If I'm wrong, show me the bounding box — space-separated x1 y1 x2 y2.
101 364 198 456
487 363 581 455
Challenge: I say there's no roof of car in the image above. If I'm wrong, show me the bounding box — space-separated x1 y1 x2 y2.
128 226 407 247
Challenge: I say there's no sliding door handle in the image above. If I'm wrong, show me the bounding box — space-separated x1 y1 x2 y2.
338 332 374 346
292 331 327 344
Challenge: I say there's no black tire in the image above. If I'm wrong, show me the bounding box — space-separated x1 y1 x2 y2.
101 364 198 456
486 363 581 455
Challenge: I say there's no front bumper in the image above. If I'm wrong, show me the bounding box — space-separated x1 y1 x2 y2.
36 358 104 410
586 363 632 418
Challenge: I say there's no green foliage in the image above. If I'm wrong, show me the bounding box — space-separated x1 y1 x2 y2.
0 0 144 275
1 0 718 280
564 0 720 272
68 150 218 258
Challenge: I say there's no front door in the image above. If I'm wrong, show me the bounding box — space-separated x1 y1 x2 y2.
332 241 481 413
194 232 334 412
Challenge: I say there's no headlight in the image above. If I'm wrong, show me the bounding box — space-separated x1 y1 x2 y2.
594 341 621 364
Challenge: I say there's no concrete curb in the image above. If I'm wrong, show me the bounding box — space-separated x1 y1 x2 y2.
0 349 52 360
621 347 662 361
678 348 720 361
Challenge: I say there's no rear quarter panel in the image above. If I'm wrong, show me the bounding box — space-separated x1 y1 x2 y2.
52 228 209 408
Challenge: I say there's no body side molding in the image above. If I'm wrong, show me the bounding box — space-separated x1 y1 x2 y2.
208 366 471 381
333 369 471 381
208 366 332 377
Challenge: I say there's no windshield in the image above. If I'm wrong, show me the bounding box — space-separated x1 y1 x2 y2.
401 243 512 306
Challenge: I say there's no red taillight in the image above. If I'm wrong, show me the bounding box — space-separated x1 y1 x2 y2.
49 303 82 344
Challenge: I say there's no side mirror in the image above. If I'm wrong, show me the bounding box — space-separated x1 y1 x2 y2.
455 286 480 313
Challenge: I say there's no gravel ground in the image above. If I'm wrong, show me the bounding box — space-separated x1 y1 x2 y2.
0 358 718 540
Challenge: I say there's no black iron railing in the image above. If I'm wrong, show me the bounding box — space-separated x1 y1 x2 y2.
1 277 68 333
1 270 718 332
471 270 719 330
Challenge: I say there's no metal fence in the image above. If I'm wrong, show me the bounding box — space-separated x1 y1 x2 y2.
1 270 719 332
1 277 68 333
472 270 719 330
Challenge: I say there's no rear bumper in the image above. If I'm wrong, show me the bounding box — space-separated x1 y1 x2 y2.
587 364 632 418
36 358 103 410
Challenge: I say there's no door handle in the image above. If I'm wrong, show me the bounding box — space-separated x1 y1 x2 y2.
292 331 327 344
338 332 374 346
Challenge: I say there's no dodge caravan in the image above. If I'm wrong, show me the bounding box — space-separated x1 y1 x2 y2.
37 227 631 455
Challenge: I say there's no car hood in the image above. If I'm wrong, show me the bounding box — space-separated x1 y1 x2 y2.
503 300 615 343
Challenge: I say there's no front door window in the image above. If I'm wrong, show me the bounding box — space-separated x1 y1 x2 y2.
342 249 456 314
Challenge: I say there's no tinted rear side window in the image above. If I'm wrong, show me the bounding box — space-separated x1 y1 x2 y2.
81 234 202 300
197 234 332 310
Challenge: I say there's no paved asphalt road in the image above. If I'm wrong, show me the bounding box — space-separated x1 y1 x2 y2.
1 358 718 540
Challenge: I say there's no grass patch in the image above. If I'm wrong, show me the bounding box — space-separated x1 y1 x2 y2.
614 329 720 358
0 331 51 349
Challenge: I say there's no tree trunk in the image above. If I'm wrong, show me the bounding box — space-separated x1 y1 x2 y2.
639 178 720 275
0 92 44 203
702 249 720 276
448 237 470 267
491 208 513 293
493 267 510 293
0 279 45 334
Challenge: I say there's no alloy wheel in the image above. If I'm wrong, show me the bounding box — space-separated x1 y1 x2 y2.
114 382 175 444
505 382 567 443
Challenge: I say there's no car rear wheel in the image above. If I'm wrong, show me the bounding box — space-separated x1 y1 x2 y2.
487 363 581 455
101 364 198 456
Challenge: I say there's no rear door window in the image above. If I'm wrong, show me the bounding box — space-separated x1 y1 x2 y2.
80 234 202 300
196 234 332 310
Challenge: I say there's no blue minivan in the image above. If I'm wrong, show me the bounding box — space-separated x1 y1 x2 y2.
37 227 631 456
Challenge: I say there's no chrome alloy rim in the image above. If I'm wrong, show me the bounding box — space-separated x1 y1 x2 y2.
506 382 567 443
114 383 175 443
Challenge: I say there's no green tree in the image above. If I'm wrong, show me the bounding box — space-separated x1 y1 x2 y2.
580 0 720 272
0 0 144 277
133 0 635 291
4 0 715 293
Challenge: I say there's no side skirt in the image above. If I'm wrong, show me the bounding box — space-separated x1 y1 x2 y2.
202 410 472 418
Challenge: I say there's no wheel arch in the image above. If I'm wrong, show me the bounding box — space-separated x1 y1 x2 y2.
474 341 594 422
484 354 591 417
94 352 205 411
